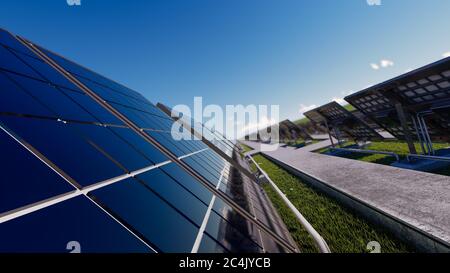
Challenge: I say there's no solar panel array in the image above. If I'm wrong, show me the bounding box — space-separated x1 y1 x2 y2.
345 57 450 142
0 29 294 253
304 102 382 141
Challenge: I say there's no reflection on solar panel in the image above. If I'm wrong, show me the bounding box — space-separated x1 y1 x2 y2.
156 103 239 157
304 102 382 142
345 57 450 153
155 103 296 251
0 29 296 253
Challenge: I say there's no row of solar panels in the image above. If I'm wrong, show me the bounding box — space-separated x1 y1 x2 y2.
244 119 312 143
0 29 295 253
304 57 450 146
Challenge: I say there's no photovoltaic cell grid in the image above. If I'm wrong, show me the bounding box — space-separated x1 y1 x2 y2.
0 29 292 253
304 102 382 141
345 57 450 141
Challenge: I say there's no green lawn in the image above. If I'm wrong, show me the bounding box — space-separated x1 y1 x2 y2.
253 154 411 253
239 143 254 153
317 141 450 176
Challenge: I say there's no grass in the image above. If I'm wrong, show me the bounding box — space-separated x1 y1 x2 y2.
294 117 310 126
317 140 450 176
239 143 254 153
253 154 411 253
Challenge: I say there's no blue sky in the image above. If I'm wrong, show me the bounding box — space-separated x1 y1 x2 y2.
1 0 450 124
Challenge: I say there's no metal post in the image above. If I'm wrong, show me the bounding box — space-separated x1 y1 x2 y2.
419 115 435 155
412 117 427 155
395 103 417 154
324 120 335 147
247 155 331 253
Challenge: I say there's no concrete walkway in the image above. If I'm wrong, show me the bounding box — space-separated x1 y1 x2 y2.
242 140 450 248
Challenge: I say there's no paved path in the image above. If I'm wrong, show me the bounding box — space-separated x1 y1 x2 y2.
241 140 450 246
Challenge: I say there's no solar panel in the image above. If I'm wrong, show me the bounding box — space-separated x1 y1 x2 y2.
345 57 450 144
0 29 295 253
279 119 312 141
304 102 382 142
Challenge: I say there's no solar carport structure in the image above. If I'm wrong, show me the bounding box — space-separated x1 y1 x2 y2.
345 57 450 156
304 102 382 145
0 29 296 253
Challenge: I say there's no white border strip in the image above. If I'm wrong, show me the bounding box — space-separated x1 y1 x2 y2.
191 163 229 253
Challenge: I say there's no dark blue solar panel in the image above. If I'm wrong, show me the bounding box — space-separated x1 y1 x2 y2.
136 168 208 225
60 87 124 125
160 163 213 204
108 127 169 165
198 233 229 253
0 45 43 79
4 72 98 122
145 130 186 157
182 156 220 185
0 30 291 253
0 196 152 253
0 116 125 186
205 210 262 253
90 178 199 253
0 128 74 214
11 48 77 89
0 29 33 55
70 123 153 172
0 71 53 117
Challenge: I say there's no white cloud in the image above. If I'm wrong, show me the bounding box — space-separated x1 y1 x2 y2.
237 116 278 137
370 63 380 70
380 59 394 68
443 52 450 58
298 104 317 116
370 59 394 70
332 97 346 105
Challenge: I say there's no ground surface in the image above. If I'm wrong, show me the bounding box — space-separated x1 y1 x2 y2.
253 154 411 253
316 141 450 176
242 140 450 249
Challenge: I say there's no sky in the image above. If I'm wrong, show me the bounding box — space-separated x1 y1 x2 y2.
1 0 450 135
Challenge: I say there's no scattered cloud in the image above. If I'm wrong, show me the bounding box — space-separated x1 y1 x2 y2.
380 59 394 68
366 0 381 6
370 63 380 70
298 104 317 116
443 52 450 58
370 59 394 70
236 116 277 138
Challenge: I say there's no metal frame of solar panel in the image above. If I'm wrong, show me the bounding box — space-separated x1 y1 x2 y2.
304 101 382 145
0 28 296 253
345 57 450 156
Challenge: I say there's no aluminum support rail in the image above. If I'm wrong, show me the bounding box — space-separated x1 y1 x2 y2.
246 155 332 253
407 154 450 163
329 147 400 161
